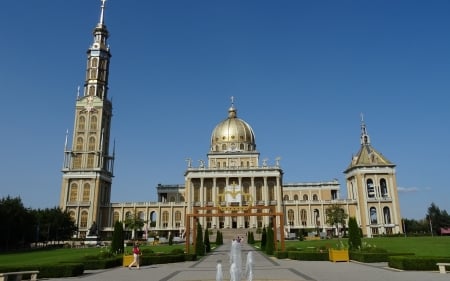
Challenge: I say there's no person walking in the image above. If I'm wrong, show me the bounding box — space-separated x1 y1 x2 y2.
128 243 141 269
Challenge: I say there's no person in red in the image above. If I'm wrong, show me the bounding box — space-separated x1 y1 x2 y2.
128 243 141 269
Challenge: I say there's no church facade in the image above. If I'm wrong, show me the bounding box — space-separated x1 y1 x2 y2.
59 1 403 240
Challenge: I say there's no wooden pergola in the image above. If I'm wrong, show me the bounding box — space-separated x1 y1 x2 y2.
185 205 285 253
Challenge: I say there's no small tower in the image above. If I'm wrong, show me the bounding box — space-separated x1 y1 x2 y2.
60 0 114 238
344 115 402 237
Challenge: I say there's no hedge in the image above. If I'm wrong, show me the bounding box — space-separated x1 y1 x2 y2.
389 256 450 271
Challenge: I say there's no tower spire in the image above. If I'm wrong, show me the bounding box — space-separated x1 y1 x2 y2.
360 113 370 145
99 0 107 26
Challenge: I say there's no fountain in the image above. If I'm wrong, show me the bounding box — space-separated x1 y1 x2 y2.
245 251 253 281
216 239 255 281
216 260 223 281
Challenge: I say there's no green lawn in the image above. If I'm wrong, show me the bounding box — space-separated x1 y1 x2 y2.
0 243 184 267
282 236 450 257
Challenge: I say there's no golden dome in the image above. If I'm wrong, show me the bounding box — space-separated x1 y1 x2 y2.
210 104 256 153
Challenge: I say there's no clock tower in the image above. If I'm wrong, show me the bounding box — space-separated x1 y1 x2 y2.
60 0 114 238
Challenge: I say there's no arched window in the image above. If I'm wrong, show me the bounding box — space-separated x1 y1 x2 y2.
383 207 391 224
180 196 185 202
380 179 388 197
80 211 88 228
288 209 294 226
138 211 145 220
300 209 307 226
175 211 182 228
69 183 78 202
162 211 169 227
366 179 375 198
69 211 76 221
90 115 97 130
82 183 90 202
240 143 244 150
78 116 85 130
169 196 175 202
256 182 263 201
284 195 289 201
222 144 226 150
313 209 320 226
312 194 318 201
113 212 120 224
303 194 308 201
91 57 98 67
76 137 84 151
149 211 157 227
294 194 299 201
88 137 96 151
370 207 378 224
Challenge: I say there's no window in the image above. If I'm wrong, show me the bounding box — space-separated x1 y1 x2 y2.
78 116 86 130
312 194 318 201
366 179 375 198
91 57 98 67
69 183 78 202
162 211 169 227
87 154 94 168
288 209 294 226
383 207 391 224
76 137 83 151
370 207 378 224
283 195 289 201
80 211 88 228
301 209 307 226
313 209 320 226
303 194 308 201
256 182 262 201
90 115 97 130
294 195 299 201
88 137 95 151
380 179 388 197
82 183 90 202
175 211 181 228
69 211 76 222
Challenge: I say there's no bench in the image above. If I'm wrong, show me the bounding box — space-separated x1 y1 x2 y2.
437 263 450 274
0 270 39 281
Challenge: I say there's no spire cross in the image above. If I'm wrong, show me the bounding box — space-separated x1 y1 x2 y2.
99 0 107 25
230 96 235 106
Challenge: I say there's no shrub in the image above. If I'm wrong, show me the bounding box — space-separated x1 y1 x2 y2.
287 251 328 261
389 256 450 271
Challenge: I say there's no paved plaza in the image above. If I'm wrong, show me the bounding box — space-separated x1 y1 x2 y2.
47 242 448 281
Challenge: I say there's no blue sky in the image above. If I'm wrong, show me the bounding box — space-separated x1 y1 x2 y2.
0 0 448 220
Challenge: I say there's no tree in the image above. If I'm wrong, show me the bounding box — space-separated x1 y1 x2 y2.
265 226 275 255
195 222 205 256
0 196 33 250
204 228 211 253
427 202 450 235
124 213 145 240
260 227 267 251
111 221 124 254
326 204 349 237
348 217 361 250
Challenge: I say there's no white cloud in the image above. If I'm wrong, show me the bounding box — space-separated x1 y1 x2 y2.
397 186 419 193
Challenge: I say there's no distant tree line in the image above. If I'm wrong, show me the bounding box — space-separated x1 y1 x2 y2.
0 196 77 251
403 202 450 236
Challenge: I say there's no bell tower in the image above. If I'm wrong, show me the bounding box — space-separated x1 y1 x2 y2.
344 115 402 237
60 0 114 238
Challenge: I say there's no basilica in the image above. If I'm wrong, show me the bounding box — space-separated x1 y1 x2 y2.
59 1 403 241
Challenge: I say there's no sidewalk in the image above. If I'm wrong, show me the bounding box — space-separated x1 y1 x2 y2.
46 242 448 281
